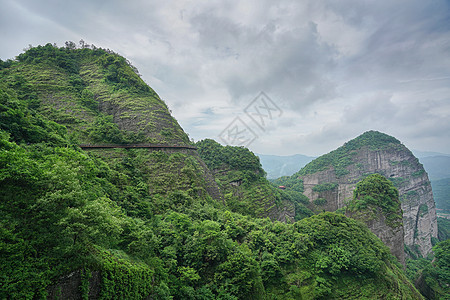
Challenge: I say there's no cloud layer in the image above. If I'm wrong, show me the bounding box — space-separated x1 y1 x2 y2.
1 0 449 155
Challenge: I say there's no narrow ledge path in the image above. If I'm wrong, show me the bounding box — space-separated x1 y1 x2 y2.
79 144 197 150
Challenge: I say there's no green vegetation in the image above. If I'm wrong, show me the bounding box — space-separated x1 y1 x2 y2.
196 139 313 221
0 43 188 146
388 177 408 188
312 182 338 192
347 174 403 228
406 240 450 299
0 44 424 299
271 175 304 192
298 131 401 177
270 175 312 218
313 198 328 206
196 139 265 176
437 217 450 242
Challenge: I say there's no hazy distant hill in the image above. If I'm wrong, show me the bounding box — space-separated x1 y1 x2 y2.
418 156 450 180
431 178 450 212
257 154 315 179
412 151 450 218
412 150 450 159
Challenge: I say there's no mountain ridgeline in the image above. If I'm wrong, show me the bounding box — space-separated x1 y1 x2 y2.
278 131 438 258
0 44 430 299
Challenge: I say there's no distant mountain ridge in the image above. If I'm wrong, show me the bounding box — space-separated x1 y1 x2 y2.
412 150 450 158
257 153 315 179
418 156 450 180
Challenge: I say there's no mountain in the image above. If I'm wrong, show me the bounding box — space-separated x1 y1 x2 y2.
278 131 438 258
257 153 315 179
418 156 450 180
196 139 298 222
431 178 450 212
412 150 450 158
346 174 406 266
0 43 221 203
0 44 424 299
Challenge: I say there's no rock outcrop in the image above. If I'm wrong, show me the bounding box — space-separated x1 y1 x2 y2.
298 131 437 257
345 174 406 266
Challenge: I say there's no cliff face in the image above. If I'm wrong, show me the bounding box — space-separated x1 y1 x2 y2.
345 174 406 266
298 131 437 257
347 206 406 266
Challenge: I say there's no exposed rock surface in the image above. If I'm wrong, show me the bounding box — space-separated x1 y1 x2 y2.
348 207 406 265
298 131 437 257
345 174 406 266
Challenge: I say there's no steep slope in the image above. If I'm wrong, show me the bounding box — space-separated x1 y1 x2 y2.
196 139 303 222
0 44 221 205
346 174 405 266
280 131 438 258
5 44 188 145
0 45 423 299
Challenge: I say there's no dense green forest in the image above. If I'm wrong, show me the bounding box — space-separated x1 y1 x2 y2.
0 43 443 299
0 128 424 298
195 139 313 221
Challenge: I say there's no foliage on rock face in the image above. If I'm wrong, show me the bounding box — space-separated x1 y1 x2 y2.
298 130 402 177
347 173 402 228
196 139 265 175
0 44 424 299
275 131 402 192
196 139 313 221
406 240 450 299
271 174 304 192
312 182 338 192
0 43 189 146
0 85 68 145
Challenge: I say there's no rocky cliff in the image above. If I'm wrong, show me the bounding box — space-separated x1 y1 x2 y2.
297 131 437 257
346 174 406 266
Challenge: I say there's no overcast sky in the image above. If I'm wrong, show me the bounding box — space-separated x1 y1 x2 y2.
1 0 449 156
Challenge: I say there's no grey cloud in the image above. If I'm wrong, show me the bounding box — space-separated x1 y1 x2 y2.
188 9 339 109
0 0 448 155
344 95 398 124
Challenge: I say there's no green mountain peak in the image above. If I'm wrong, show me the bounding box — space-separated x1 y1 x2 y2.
298 130 403 176
1 43 189 146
